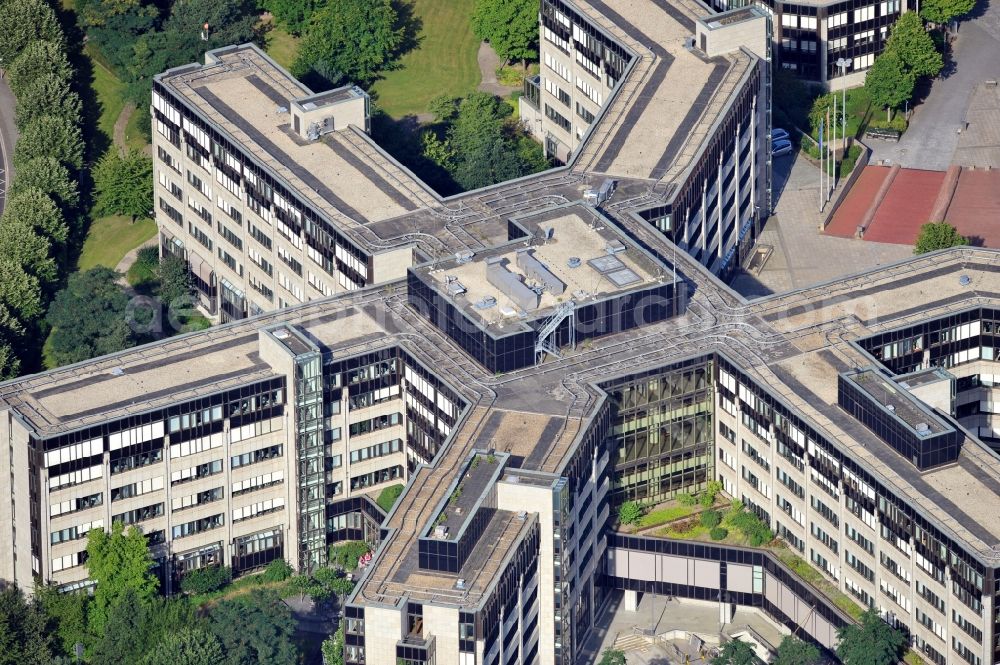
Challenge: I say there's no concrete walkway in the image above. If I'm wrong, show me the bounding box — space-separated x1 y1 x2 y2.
114 236 157 285
477 42 518 97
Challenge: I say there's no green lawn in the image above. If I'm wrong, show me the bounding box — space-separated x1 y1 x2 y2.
78 216 157 271
87 43 126 148
372 0 481 117
265 25 301 71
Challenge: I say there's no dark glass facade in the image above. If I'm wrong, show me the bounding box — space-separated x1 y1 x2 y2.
407 270 681 374
837 373 962 469
601 356 716 504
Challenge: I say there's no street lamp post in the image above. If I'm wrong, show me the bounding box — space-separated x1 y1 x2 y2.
835 57 851 187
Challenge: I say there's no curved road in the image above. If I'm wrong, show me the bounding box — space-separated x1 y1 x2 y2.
0 73 16 215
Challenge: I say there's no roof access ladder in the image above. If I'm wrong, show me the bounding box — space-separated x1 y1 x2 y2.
535 300 576 364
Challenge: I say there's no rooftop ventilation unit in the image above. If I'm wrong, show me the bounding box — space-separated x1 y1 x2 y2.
959 274 971 286
486 259 539 311
886 404 895 412
455 250 475 264
273 328 290 339
567 257 582 268
109 367 125 376
445 275 467 296
915 423 930 436
455 579 466 590
685 36 696 50
508 475 520 484
473 296 497 310
305 122 320 141
499 305 517 318
517 249 565 295
434 525 449 539
517 511 527 521
539 224 555 240
276 105 288 114
606 240 627 255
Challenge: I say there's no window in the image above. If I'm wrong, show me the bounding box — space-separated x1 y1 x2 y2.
828 37 847 51
349 438 402 463
172 487 224 512
113 502 164 525
544 104 571 132
171 459 223 485
853 53 874 69
781 13 798 27
51 492 103 517
189 222 213 251
111 476 164 501
172 514 224 539
218 222 243 250
233 471 284 496
854 30 874 45
544 52 571 81
853 5 875 21
231 444 283 469
575 76 602 105
233 497 285 522
349 412 402 436
827 12 847 28
801 16 817 29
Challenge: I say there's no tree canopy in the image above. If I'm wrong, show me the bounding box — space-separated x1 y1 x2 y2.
914 221 968 254
263 0 326 35
293 0 403 88
472 0 540 65
0 0 63 64
598 648 627 665
0 586 57 665
85 522 160 635
7 40 72 97
865 50 915 116
921 0 975 24
712 639 759 665
887 12 943 79
14 115 85 171
10 157 79 210
13 73 82 127
94 150 154 221
141 628 224 665
773 635 821 665
208 589 298 665
836 609 906 665
47 267 134 367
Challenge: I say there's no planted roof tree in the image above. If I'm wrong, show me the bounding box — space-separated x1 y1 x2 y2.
712 639 760 665
865 50 915 122
914 221 968 254
598 648 627 665
472 0 540 66
293 0 402 88
836 608 906 665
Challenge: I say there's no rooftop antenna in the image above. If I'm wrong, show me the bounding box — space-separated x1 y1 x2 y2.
201 23 210 41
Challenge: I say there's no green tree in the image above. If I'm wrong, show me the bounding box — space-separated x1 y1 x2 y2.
47 268 134 366
921 0 975 24
329 541 370 570
773 635 820 665
157 254 193 310
0 258 43 324
77 0 158 74
180 565 232 594
14 73 81 126
914 221 968 254
322 623 345 665
0 585 57 665
208 589 298 665
14 115 85 171
263 0 326 35
887 12 943 79
293 0 402 88
712 639 759 665
10 157 79 210
0 217 58 286
94 150 154 221
0 0 63 65
598 648 627 665
7 40 72 96
141 628 224 665
35 583 90 660
865 50 915 121
2 187 70 248
428 95 459 123
376 483 404 512
472 0 539 65
836 608 906 665
85 522 160 635
91 589 148 665
618 500 644 525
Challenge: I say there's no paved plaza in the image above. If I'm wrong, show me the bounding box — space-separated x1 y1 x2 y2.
731 154 911 297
